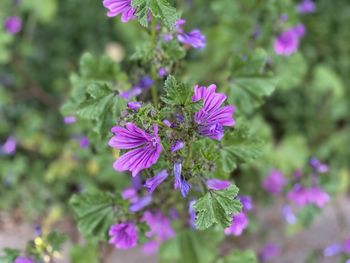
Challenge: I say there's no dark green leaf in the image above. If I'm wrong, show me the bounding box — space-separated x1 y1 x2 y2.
194 185 242 230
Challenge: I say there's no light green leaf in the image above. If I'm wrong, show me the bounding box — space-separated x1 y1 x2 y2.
70 243 99 263
161 75 193 106
216 250 258 263
194 185 242 230
228 48 277 114
69 191 116 241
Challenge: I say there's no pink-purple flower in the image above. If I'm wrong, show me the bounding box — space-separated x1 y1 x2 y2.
274 24 306 56
63 116 76 124
102 0 135 22
192 84 235 140
309 157 329 173
4 16 22 35
206 179 231 190
1 136 17 155
287 185 330 208
109 222 138 249
224 212 249 236
144 170 169 193
262 170 286 196
296 0 316 14
14 257 34 263
127 101 142 111
175 19 206 49
109 123 162 177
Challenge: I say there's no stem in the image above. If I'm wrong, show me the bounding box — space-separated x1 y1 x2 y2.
185 141 193 168
150 15 158 107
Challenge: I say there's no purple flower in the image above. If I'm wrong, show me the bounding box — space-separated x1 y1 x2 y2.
171 141 184 152
120 76 153 100
14 257 34 263
346 260 350 263
175 19 186 33
163 119 172 127
282 205 297 224
344 239 350 253
63 116 76 124
240 196 253 212
109 123 162 177
1 136 16 155
206 179 231 190
109 222 138 249
102 0 135 22
292 24 306 38
309 157 329 173
296 0 315 14
142 240 159 255
142 211 175 241
158 68 167 77
287 185 330 207
163 33 173 42
178 30 206 49
259 244 280 262
34 225 41 236
144 170 169 193
79 136 89 148
127 101 142 111
307 186 330 208
121 187 138 202
224 212 249 236
274 29 300 56
4 16 22 34
262 170 286 196
173 162 191 198
129 195 152 212
192 84 235 140
323 244 342 257
188 200 196 229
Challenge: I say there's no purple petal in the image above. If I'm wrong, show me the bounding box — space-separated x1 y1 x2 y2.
206 179 231 190
144 170 169 193
171 141 184 152
109 222 138 249
129 195 152 212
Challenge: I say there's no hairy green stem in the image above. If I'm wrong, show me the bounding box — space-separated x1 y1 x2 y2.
150 15 158 108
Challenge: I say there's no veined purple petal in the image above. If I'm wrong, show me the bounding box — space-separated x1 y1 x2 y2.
206 179 231 190
110 124 162 176
109 222 138 249
129 195 152 212
144 170 169 193
102 0 135 22
171 141 184 152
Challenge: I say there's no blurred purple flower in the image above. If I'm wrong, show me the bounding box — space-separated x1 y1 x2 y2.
274 29 300 56
292 24 306 38
108 123 162 177
262 170 286 196
192 84 235 140
344 239 350 253
142 211 175 241
206 179 231 190
63 116 76 124
4 16 22 34
224 212 249 236
121 187 138 202
163 33 173 42
188 200 196 229
323 243 342 257
34 225 41 236
158 68 167 77
144 170 169 193
240 196 253 212
178 30 206 49
171 141 184 152
296 0 315 14
102 0 135 22
132 173 143 190
287 185 330 208
79 136 89 148
307 186 330 208
1 136 16 155
163 119 172 127
109 222 138 249
173 162 191 198
282 205 297 224
259 243 280 262
127 101 141 111
14 257 33 263
129 195 152 212
309 157 329 173
120 76 153 100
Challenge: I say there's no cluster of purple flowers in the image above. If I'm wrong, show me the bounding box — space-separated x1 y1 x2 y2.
274 24 306 56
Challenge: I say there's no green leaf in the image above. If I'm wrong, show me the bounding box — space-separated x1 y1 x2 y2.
215 121 263 176
70 243 99 263
132 0 179 29
228 48 277 114
161 75 193 106
216 250 258 263
160 229 224 263
0 248 20 263
46 231 67 251
193 185 242 230
69 191 116 241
